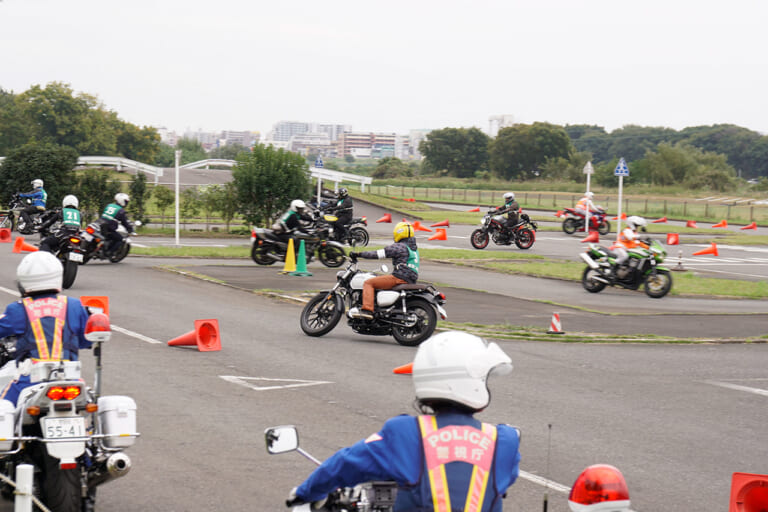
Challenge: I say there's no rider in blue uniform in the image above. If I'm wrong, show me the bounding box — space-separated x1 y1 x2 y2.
18 178 47 229
289 331 521 511
0 252 91 404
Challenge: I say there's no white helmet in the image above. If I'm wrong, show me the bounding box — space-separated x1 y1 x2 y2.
16 252 62 296
585 191 594 199
31 179 44 189
626 216 646 231
413 331 512 411
290 199 306 212
503 192 515 202
62 194 79 209
115 193 130 207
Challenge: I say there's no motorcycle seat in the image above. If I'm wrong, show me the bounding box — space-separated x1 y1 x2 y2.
391 283 430 291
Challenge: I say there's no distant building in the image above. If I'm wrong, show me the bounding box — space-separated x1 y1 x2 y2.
488 115 515 137
288 132 334 156
337 132 409 159
408 129 432 159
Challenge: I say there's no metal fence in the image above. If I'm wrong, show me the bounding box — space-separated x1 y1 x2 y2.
365 185 768 224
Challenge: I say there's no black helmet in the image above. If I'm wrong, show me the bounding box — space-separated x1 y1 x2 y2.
338 188 348 198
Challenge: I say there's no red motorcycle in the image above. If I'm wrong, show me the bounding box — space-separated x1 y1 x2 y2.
561 207 611 235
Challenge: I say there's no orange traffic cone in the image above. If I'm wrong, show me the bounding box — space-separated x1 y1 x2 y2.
612 213 627 220
12 236 38 253
581 231 599 243
555 210 563 217
547 313 565 334
729 472 768 512
412 221 432 232
376 213 392 223
393 362 413 375
167 319 222 352
430 219 450 228
712 220 728 228
652 216 668 223
428 228 447 241
80 296 110 316
467 207 480 212
740 222 758 230
693 243 718 257
686 220 698 228
405 198 416 202
666 233 679 245
0 228 11 243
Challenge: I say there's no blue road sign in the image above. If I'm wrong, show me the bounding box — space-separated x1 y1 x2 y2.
614 157 629 177
314 156 324 168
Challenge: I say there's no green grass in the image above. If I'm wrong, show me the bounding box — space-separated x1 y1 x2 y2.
132 245 249 258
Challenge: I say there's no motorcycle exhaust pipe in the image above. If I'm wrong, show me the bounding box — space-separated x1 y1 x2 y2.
88 452 132 488
579 252 600 269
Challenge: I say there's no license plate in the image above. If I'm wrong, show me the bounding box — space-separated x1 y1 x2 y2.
42 417 86 439
68 252 83 262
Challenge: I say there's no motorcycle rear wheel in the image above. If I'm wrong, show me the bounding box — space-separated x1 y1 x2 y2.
582 267 607 293
598 220 611 235
300 292 344 337
318 245 346 268
349 227 369 247
514 228 535 250
392 299 437 346
62 259 78 289
39 448 82 512
644 270 672 298
109 242 130 263
562 218 579 235
470 229 489 250
251 244 276 265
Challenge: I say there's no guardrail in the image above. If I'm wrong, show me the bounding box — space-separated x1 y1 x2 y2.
76 156 164 182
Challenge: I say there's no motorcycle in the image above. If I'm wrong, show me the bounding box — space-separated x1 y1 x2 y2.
299 257 447 346
9 194 59 235
250 227 347 268
79 220 141 264
313 211 370 247
470 210 538 250
561 207 611 235
0 314 139 512
265 426 633 512
265 425 398 512
579 237 673 298
46 226 85 289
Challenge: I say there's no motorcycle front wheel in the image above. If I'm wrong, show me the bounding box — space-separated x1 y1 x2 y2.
470 229 489 250
562 218 579 235
582 267 607 293
349 227 369 247
318 245 346 268
62 259 78 289
300 292 344 337
644 270 672 298
392 299 437 347
598 220 611 235
109 242 130 263
514 228 535 250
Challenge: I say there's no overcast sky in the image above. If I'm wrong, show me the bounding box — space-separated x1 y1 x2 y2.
2 0 766 137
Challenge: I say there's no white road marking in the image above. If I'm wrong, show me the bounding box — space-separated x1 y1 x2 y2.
220 376 332 391
705 380 768 398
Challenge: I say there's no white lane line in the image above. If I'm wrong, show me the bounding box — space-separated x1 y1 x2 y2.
705 380 768 398
220 376 332 391
0 286 162 344
518 470 571 494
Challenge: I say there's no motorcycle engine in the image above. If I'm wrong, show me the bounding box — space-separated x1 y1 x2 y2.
492 231 510 244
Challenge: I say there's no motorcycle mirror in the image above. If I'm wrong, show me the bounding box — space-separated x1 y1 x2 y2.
380 264 389 273
264 425 299 455
134 220 143 227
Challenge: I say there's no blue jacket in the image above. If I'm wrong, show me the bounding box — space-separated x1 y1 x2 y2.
296 411 521 511
0 294 91 362
19 189 47 208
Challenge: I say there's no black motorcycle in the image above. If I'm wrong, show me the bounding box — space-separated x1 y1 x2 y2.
312 210 370 247
9 194 58 235
45 226 85 289
80 220 140 264
250 227 347 268
470 210 538 250
299 257 447 346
